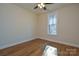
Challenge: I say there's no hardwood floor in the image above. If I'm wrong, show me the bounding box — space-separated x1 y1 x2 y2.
0 38 79 56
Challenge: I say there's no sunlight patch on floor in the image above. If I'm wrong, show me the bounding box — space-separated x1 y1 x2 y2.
43 45 58 56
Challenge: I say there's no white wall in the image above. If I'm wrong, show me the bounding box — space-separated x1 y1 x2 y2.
0 4 37 49
36 4 79 47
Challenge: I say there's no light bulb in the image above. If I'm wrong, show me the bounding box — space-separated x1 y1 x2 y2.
41 3 45 7
38 4 42 8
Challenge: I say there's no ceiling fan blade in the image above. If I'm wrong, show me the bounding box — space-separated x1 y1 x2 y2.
44 3 53 5
34 6 38 9
43 7 47 10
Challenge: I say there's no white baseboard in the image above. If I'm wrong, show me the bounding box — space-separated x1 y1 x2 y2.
0 38 35 49
39 37 79 48
0 37 79 49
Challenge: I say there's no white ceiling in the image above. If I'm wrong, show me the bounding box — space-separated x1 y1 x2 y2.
13 3 74 14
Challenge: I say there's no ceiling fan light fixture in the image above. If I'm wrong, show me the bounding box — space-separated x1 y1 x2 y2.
38 3 45 8
41 3 45 7
38 4 42 8
34 3 53 10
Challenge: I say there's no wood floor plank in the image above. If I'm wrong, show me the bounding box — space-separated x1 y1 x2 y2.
0 38 79 56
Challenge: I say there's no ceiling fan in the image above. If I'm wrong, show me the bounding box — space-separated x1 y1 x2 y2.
33 3 53 10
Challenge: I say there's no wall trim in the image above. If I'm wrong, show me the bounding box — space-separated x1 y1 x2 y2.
0 38 35 49
39 37 79 48
0 37 79 49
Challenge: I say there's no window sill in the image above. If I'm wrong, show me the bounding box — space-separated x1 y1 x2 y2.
48 33 57 36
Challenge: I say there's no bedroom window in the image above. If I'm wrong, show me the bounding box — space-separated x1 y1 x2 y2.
48 14 57 35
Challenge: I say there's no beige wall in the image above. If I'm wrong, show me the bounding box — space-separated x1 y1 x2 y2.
0 4 37 48
36 4 79 47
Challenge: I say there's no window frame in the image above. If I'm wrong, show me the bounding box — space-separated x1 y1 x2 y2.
48 14 57 35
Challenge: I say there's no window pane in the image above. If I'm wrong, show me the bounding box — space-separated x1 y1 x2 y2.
48 15 56 35
49 16 54 25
